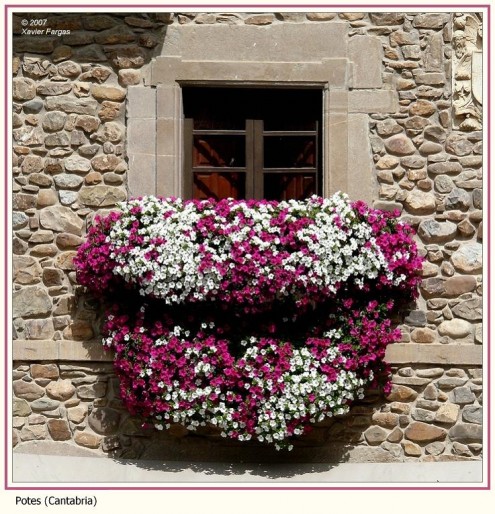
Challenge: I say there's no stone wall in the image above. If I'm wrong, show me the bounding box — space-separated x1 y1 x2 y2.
12 361 482 462
12 12 483 464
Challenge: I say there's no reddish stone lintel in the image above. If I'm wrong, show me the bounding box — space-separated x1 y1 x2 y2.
12 341 482 366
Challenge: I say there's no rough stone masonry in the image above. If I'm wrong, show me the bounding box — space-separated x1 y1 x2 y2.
12 12 483 463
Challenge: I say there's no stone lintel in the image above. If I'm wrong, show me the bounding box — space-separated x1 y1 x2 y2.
13 341 482 366
160 23 348 63
151 57 349 88
385 343 482 366
13 340 112 362
349 90 399 113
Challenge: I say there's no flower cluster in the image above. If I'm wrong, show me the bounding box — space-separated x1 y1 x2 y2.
76 194 421 310
102 297 397 450
75 193 423 450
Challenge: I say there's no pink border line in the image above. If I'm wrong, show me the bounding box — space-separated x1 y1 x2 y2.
4 3 491 492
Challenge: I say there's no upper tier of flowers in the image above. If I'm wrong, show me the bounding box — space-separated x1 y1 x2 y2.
75 193 422 311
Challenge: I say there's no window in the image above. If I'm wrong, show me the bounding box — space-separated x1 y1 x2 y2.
183 88 322 201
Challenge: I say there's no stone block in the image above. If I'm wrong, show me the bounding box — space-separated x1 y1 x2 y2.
30 364 59 380
385 385 417 402
13 256 42 285
364 426 388 445
31 398 60 412
416 368 444 379
347 114 374 204
463 406 482 425
128 153 156 198
156 155 178 198
444 276 477 297
47 419 72 441
449 423 482 443
74 430 102 449
45 96 98 116
78 186 127 207
160 23 348 62
91 84 126 102
94 25 136 45
244 14 274 25
348 90 398 113
13 286 52 318
13 380 45 402
413 13 450 29
54 233 84 248
425 441 445 456
370 13 405 25
106 46 146 69
385 344 482 366
46 380 76 401
88 407 121 435
452 386 476 405
435 403 460 424
68 405 88 424
13 398 32 417
98 101 123 122
13 77 36 101
405 422 447 443
412 408 436 423
404 190 437 215
409 99 436 117
90 154 122 172
77 382 107 399
54 251 77 271
128 119 156 154
62 321 94 341
372 412 399 429
20 424 47 441
451 244 482 274
402 440 422 456
39 205 83 235
417 220 457 244
349 36 382 88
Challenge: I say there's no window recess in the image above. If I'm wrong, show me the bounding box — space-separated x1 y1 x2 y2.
183 88 322 201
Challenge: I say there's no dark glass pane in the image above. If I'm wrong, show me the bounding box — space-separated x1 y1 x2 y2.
264 119 317 131
193 117 245 131
183 88 245 130
193 136 246 167
264 173 316 201
264 136 316 168
193 172 245 200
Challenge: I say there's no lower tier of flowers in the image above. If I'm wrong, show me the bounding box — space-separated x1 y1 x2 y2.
104 298 398 450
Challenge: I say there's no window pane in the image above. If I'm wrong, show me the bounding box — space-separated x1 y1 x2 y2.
193 136 246 168
193 172 245 200
193 118 245 131
264 173 316 201
264 136 316 168
183 88 245 130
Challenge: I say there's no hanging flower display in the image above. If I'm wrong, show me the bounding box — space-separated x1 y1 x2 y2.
75 193 423 450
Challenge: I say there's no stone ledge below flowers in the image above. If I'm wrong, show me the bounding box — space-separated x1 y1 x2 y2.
12 448 484 484
12 340 482 366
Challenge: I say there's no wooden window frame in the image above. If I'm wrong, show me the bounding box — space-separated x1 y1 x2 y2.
183 88 322 201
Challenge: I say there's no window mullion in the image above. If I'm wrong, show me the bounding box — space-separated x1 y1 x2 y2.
245 119 254 199
253 119 264 199
183 117 193 198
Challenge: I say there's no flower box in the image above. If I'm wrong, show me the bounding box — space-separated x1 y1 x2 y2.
75 193 422 450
